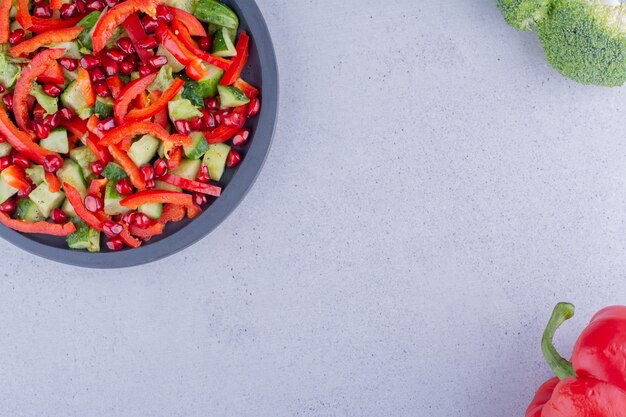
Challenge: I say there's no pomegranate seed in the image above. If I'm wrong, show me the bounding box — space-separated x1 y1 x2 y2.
43 113 60 129
138 36 158 49
43 154 63 173
102 220 123 238
120 60 134 75
17 182 33 198
91 160 104 175
138 64 154 77
101 59 119 77
0 198 15 215
124 54 139 67
141 16 159 33
197 36 211 51
59 57 78 71
0 84 6 94
80 54 100 70
12 153 30 169
33 5 52 17
97 116 115 131
232 129 250 147
174 120 190 135
84 194 103 212
226 149 242 168
94 81 110 98
156 5 173 23
115 178 133 196
116 37 135 55
148 55 168 68
133 212 152 228
185 117 200 131
105 48 126 63
205 97 219 110
106 237 125 251
33 0 45 5
60 108 75 121
223 112 243 128
153 158 168 178
145 179 155 189
90 67 106 83
0 156 10 170
8 29 25 46
87 0 104 11
248 98 261 118
2 93 12 110
140 165 154 181
34 122 50 139
200 110 215 129
75 0 87 13
122 211 137 225
104 0 118 8
192 192 207 206
42 84 62 97
60 3 77 19
197 163 210 183
50 208 66 224
32 104 46 123
0 136 4 143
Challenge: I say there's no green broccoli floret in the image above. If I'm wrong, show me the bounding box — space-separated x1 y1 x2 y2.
497 0 553 31
536 0 626 86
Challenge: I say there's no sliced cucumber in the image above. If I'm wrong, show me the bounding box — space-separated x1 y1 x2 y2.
157 45 185 73
102 162 127 181
0 177 18 204
0 142 11 157
148 64 174 93
40 128 69 154
15 198 45 222
57 159 88 197
69 146 98 180
31 83 58 115
0 51 21 89
164 0 198 13
218 85 249 108
51 41 82 59
62 197 77 218
128 135 160 168
67 219 100 252
61 80 92 120
76 11 101 51
168 99 202 121
203 143 230 181
25 165 45 185
155 180 181 192
197 64 223 97
172 158 202 180
212 27 236 58
184 132 209 160
94 96 114 119
139 202 163 220
104 181 130 216
29 182 65 217
194 0 238 34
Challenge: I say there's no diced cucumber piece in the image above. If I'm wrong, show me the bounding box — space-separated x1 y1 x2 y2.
157 45 185 73
29 182 65 217
0 177 17 204
51 41 82 59
102 162 127 181
15 198 45 222
57 159 88 197
139 202 163 220
212 27 236 58
128 135 160 167
104 181 130 216
40 128 69 154
25 165 45 185
61 80 92 120
62 197 77 218
0 51 21 88
76 11 101 51
148 64 174 93
70 146 98 180
194 0 238 34
155 180 181 192
198 64 223 97
168 99 202 121
62 68 77 82
66 219 100 252
181 78 204 107
203 143 230 181
164 0 198 13
94 96 114 119
172 158 202 180
31 83 58 115
218 85 249 108
0 142 11 157
184 132 209 160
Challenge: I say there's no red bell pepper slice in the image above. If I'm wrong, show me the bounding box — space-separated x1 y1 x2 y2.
16 0 32 30
171 8 206 36
9 26 84 57
77 67 96 108
105 75 125 99
0 106 57 165
122 13 153 64
202 105 247 144
60 117 87 137
93 0 159 53
130 203 186 240
0 0 12 44
113 72 157 125
120 190 196 211
64 182 104 230
160 173 221 197
233 78 259 100
13 48 65 134
29 15 85 34
45 171 61 193
220 32 249 86
50 0 62 10
155 24 209 80
135 91 149 109
170 19 230 70
99 121 172 146
120 223 142 248
0 211 76 236
88 178 107 197
37 61 65 85
166 146 182 170
1 165 30 192
149 90 168 128
107 144 146 190
130 221 164 240
126 78 184 122
86 115 103 138
85 133 112 163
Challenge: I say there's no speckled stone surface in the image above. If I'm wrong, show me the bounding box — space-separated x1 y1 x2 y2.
1 0 625 415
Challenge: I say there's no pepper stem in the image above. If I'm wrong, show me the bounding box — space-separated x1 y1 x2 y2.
541 302 577 380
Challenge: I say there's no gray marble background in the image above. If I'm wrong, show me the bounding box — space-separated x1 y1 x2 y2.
2 0 626 415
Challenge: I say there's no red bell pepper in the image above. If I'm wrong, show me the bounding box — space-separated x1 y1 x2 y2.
120 190 195 211
88 178 107 197
106 75 124 99
16 0 32 30
77 67 96 108
0 211 76 236
170 19 230 70
37 61 65 85
50 0 62 10
220 32 249 86
130 203 186 240
60 117 87 137
99 121 171 146
233 78 259 100
122 13 153 64
64 182 103 230
0 106 57 165
45 171 61 193
87 115 103 139
126 78 184 122
113 72 157 125
149 90 168 128
120 223 142 248
203 105 247 144
92 0 159 53
85 133 111 164
29 15 84 34
1 164 30 191
171 8 206 36
154 24 209 81
0 0 12 44
13 48 65 134
134 91 149 110
526 303 626 417
160 173 221 197
9 26 85 57
107 144 146 190
165 145 182 170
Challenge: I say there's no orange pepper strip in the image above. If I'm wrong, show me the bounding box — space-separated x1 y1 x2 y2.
107 144 146 190
99 121 171 146
77 67 96 107
113 73 157 125
64 182 104 230
120 190 195 210
9 26 84 57
0 0 12 44
0 211 76 236
92 0 159 53
126 78 184 122
0 106 58 165
45 172 61 193
1 165 30 191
